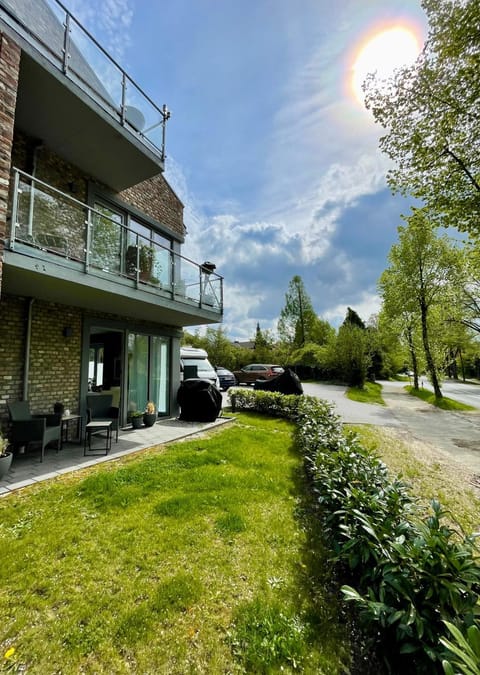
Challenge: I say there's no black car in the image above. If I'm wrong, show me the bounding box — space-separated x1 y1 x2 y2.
215 366 237 390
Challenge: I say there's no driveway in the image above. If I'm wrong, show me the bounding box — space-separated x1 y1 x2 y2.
302 381 480 475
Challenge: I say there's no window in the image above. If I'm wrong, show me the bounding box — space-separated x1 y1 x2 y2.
92 196 173 286
91 202 124 272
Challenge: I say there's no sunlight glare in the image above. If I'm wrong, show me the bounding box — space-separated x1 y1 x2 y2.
351 26 421 105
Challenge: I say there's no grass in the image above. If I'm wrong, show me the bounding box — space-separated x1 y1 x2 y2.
346 381 385 405
0 413 350 674
405 385 476 411
348 424 480 534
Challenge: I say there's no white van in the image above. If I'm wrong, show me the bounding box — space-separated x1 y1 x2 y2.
180 347 220 388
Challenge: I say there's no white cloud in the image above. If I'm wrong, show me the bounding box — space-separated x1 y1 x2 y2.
324 290 382 327
66 0 133 61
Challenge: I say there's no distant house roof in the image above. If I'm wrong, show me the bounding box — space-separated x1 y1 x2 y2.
233 340 255 350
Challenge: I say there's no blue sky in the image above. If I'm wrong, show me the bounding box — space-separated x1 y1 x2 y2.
65 0 428 339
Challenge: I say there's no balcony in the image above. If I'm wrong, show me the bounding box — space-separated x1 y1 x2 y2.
3 169 223 327
0 0 169 190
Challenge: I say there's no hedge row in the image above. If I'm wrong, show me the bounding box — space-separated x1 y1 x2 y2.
229 388 480 674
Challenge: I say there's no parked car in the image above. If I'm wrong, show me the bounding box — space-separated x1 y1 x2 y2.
233 364 284 385
215 366 237 390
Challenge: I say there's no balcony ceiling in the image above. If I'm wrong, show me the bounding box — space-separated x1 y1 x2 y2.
15 54 164 191
3 250 222 328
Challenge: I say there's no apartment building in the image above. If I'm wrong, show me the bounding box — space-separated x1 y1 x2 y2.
0 0 223 428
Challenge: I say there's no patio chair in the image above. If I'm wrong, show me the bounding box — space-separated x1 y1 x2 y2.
86 394 119 442
7 401 62 462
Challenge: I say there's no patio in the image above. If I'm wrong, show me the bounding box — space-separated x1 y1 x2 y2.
0 415 234 496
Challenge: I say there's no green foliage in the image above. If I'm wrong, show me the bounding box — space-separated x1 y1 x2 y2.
290 342 331 367
346 382 385 405
441 621 480 675
335 323 369 387
230 599 307 671
365 0 480 235
406 385 476 411
278 275 318 348
379 209 464 398
233 390 480 671
0 407 349 673
342 307 366 329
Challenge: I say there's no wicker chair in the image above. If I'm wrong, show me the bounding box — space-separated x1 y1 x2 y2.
7 401 62 462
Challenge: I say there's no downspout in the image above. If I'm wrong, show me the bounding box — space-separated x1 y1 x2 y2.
23 298 34 401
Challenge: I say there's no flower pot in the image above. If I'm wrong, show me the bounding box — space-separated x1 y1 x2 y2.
131 416 143 429
0 452 13 480
143 412 157 427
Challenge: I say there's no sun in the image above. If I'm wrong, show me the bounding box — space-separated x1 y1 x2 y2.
351 26 421 105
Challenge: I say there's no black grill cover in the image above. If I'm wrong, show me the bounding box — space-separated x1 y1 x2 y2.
253 368 303 395
177 378 222 422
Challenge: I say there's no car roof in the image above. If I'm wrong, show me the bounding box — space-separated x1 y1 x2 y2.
244 363 281 368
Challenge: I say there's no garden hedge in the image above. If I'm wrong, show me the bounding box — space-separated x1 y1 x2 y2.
229 388 480 674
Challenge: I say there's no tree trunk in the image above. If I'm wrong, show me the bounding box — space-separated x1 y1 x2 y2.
459 348 466 382
420 299 442 398
406 324 419 389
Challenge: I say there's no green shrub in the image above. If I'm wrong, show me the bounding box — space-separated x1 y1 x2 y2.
441 621 480 674
232 389 480 671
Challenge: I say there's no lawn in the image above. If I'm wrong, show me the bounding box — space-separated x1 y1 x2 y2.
349 424 480 534
346 381 385 405
405 385 476 411
0 413 350 674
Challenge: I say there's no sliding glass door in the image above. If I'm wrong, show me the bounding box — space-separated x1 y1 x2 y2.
127 333 170 416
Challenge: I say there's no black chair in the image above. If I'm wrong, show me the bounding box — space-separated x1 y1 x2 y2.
7 401 62 462
86 394 119 442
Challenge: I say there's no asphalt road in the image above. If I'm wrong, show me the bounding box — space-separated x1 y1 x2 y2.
422 379 480 408
303 380 480 475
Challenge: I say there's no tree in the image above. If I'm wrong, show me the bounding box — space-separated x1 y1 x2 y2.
252 323 277 362
277 276 317 348
377 309 413 378
342 307 366 330
364 0 480 234
335 322 369 387
182 327 239 370
379 209 463 397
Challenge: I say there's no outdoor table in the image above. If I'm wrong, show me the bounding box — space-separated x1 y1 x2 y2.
61 414 83 447
84 421 112 456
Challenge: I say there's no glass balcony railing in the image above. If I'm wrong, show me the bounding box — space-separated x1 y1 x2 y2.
0 0 170 160
8 168 223 314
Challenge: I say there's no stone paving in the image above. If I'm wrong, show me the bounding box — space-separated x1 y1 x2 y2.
0 415 235 497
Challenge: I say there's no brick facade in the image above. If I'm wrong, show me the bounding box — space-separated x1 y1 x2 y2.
0 292 180 426
11 130 185 242
120 175 185 239
0 33 20 295
0 295 81 423
0 18 200 444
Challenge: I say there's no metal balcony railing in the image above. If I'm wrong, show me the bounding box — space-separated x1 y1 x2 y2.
8 168 223 314
0 0 170 161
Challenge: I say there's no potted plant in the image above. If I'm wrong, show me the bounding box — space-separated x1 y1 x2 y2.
130 411 144 429
0 431 13 480
125 244 154 281
143 401 157 427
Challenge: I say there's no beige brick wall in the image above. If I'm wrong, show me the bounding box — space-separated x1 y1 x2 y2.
120 175 185 238
0 293 179 427
0 295 82 421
